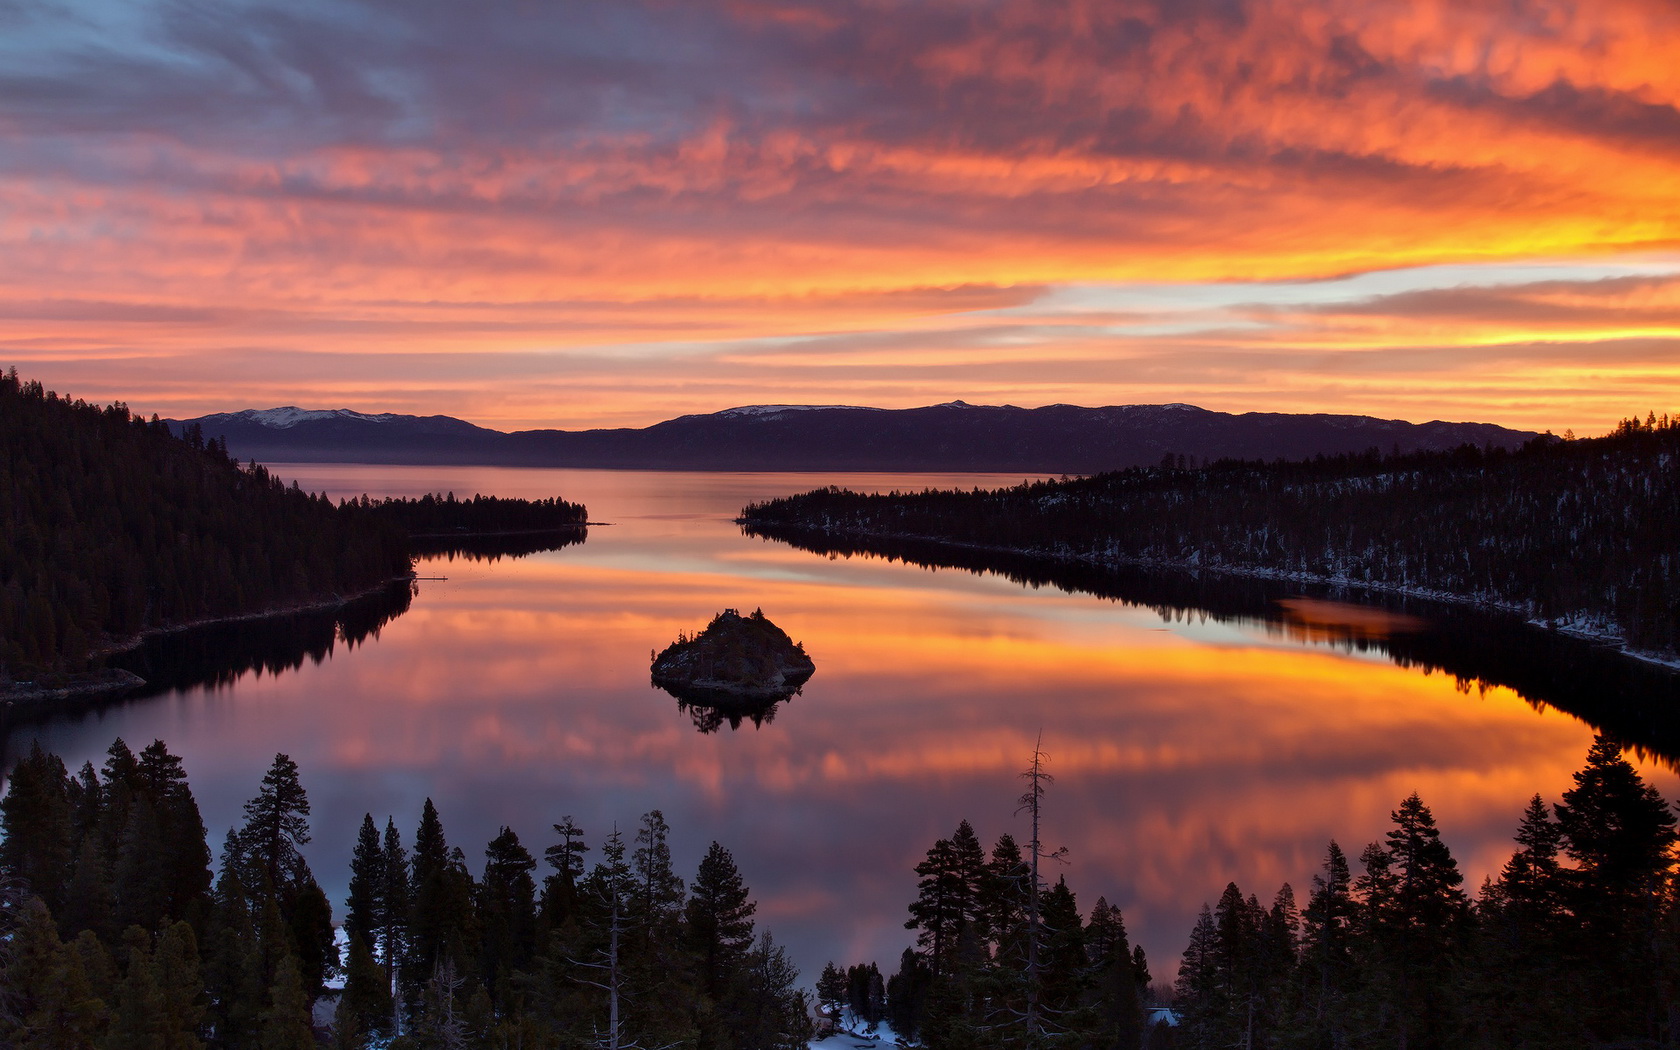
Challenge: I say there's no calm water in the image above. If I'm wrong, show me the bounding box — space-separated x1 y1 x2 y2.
10 465 1677 984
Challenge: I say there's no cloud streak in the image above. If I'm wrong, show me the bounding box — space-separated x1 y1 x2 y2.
1 0 1677 429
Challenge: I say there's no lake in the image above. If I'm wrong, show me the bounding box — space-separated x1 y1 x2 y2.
8 464 1677 986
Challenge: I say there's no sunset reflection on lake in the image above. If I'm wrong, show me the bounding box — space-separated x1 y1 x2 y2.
10 466 1674 984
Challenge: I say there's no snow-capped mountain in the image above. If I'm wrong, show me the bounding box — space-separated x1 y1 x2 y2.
202 407 406 429
170 402 1538 472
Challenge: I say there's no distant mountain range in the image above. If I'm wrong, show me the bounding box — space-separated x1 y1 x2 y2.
172 402 1539 473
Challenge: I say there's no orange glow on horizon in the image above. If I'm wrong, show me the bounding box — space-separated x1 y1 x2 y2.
3 0 1679 432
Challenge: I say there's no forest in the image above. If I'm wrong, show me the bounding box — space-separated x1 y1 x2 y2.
818 737 1680 1050
0 739 813 1050
741 416 1680 655
0 370 410 676
351 492 587 537
0 368 588 678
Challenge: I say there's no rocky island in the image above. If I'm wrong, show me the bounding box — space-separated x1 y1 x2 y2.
650 608 815 712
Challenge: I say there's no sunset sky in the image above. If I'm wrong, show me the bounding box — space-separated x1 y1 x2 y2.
3 0 1678 434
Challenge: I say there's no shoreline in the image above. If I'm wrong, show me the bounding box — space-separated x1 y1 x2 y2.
740 519 1680 671
2 575 414 710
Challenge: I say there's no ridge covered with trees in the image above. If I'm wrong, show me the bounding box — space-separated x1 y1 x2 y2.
351 492 587 537
0 739 812 1049
0 370 410 677
816 737 1680 1050
1170 737 1677 1050
0 369 590 682
741 416 1680 656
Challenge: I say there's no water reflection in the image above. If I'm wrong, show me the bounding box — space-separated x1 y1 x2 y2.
1273 597 1428 643
411 527 587 563
743 523 1680 764
665 689 802 734
5 465 1677 990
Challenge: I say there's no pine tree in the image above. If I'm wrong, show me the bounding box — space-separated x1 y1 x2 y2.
0 744 74 914
1177 905 1221 1050
258 955 315 1050
906 822 987 981
816 961 847 1024
108 927 167 1050
734 933 813 1050
135 740 213 927
479 826 538 1006
335 937 394 1048
235 754 313 895
631 809 684 934
378 817 410 1006
1554 736 1678 1038
153 922 207 1050
407 800 479 1012
685 841 758 1003
344 815 385 956
541 814 589 930
1086 897 1144 1050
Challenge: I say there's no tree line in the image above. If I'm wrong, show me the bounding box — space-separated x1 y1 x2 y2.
1170 736 1678 1049
814 747 1156 1049
0 368 590 677
741 415 1680 654
810 737 1680 1050
0 369 411 676
349 492 587 537
0 739 812 1049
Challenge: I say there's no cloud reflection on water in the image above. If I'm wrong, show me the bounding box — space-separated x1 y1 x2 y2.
10 466 1669 985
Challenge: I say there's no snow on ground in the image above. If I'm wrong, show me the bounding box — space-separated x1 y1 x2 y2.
811 1009 908 1049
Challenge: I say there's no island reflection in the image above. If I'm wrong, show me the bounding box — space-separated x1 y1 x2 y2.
9 464 1677 990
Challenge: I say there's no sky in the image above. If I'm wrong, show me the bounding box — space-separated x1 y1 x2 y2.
2 0 1678 434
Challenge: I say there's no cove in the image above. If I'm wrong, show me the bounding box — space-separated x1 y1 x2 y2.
5 464 1675 985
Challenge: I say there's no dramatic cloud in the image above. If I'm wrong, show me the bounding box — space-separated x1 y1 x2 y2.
1 0 1677 429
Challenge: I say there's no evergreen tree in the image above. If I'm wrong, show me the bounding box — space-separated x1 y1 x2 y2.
378 817 410 1000
983 832 1029 963
885 949 933 1044
1554 736 1678 1038
734 933 813 1050
286 880 338 999
906 821 988 980
1038 877 1086 1021
540 814 589 930
406 801 480 1013
0 744 74 914
235 755 313 895
257 956 314 1050
344 815 385 956
816 961 847 1025
335 937 394 1048
478 826 538 1006
134 740 213 929
153 922 207 1050
1086 897 1145 1050
686 841 758 1004
108 927 167 1050
631 809 685 934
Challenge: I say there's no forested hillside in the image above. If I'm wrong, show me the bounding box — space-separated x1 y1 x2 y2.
0 369 411 675
0 740 812 1049
818 738 1678 1050
355 491 587 535
742 416 1680 654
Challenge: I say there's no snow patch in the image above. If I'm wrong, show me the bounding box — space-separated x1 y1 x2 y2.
716 405 881 419
234 407 403 429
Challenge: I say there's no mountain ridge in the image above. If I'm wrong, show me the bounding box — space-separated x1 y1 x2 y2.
174 401 1541 473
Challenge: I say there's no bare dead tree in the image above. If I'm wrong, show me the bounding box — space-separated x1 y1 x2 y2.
1012 732 1068 1048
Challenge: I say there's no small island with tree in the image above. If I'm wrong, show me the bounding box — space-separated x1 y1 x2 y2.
650 608 815 716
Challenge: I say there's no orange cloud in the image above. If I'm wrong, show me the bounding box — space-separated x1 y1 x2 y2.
1 0 1677 430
